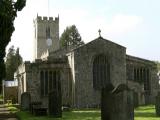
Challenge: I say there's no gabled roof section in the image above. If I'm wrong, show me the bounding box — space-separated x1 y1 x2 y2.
126 54 155 65
72 36 126 51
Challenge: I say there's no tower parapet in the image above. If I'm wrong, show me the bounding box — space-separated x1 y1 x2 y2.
36 15 59 23
49 17 53 21
43 16 47 20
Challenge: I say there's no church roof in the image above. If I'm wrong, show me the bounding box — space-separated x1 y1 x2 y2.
126 54 155 65
71 36 126 52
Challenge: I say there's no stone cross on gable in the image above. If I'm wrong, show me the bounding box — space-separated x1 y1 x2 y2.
98 29 101 37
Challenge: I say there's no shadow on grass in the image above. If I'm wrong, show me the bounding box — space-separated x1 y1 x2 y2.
16 105 159 120
135 112 156 118
135 105 155 111
63 111 100 119
134 105 158 118
136 107 153 111
17 111 101 120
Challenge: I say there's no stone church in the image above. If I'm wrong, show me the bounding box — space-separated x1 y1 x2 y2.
15 16 159 109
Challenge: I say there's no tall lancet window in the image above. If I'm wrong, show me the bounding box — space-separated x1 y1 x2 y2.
93 54 110 90
46 26 52 46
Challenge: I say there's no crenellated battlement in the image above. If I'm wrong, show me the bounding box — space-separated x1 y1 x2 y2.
36 15 59 22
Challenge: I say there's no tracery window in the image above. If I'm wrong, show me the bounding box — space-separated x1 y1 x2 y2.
133 67 150 92
93 54 110 90
40 70 61 96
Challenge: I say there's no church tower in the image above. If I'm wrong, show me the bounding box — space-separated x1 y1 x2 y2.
33 15 59 59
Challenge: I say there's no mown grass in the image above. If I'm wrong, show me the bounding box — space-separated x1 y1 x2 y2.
134 105 159 120
0 94 3 103
8 106 19 112
5 103 19 113
16 105 160 120
16 110 100 120
0 94 3 99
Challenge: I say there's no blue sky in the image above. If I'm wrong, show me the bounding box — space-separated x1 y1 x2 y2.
8 0 160 61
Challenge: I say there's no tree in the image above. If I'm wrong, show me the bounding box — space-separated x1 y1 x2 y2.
154 61 160 71
5 46 23 80
0 0 26 90
60 25 84 48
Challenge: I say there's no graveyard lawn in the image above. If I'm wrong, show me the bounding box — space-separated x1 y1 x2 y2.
0 94 3 103
135 105 159 120
5 104 19 113
16 110 100 120
16 105 159 120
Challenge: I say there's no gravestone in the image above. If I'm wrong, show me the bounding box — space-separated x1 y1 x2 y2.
48 89 62 117
21 92 31 111
155 92 160 116
101 84 134 120
127 90 134 120
133 91 139 108
101 84 114 120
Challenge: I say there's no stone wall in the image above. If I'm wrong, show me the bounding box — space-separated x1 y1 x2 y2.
150 64 159 103
15 58 72 108
126 55 159 105
72 37 126 108
15 62 30 104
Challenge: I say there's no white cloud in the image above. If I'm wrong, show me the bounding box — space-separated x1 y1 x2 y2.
108 14 143 34
70 14 143 43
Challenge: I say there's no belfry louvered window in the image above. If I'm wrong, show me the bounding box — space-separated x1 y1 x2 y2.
46 27 50 38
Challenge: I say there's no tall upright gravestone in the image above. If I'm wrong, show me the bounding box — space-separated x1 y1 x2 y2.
21 92 31 111
48 89 62 117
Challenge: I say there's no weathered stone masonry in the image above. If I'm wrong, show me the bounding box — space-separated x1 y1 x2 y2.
126 55 159 106
15 16 159 109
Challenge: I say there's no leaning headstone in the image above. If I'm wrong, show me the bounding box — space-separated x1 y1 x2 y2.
155 92 160 116
101 84 134 120
21 92 31 111
48 89 62 117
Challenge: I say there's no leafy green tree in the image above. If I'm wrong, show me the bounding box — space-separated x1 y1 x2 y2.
5 46 23 80
60 25 84 48
155 61 160 71
0 0 26 90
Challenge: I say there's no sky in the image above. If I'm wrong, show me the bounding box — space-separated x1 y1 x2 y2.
7 0 160 61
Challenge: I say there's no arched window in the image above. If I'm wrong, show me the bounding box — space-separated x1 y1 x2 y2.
93 54 110 90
